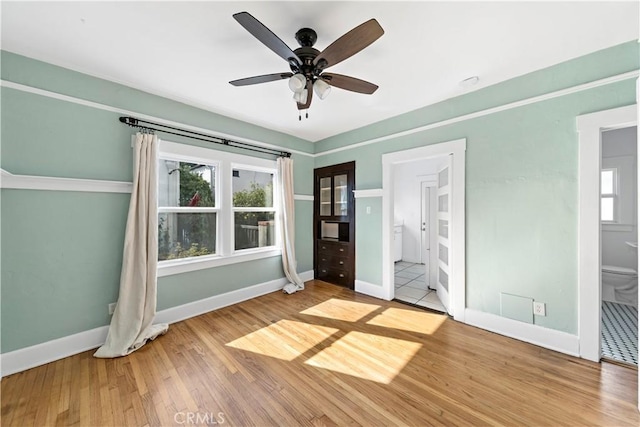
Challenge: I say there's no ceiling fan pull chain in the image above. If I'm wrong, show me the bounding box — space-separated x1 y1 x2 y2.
299 112 302 121
306 110 309 119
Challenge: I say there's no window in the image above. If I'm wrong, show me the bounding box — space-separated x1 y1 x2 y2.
158 160 218 261
600 168 617 222
232 168 276 250
157 140 280 276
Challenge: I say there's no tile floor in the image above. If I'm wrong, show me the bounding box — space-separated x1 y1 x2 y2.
394 261 446 312
601 300 638 366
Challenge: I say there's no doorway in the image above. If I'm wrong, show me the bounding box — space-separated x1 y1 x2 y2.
382 138 466 320
600 126 638 366
391 158 446 312
577 104 637 363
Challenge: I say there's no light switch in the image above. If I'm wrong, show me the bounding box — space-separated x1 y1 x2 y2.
366 206 371 214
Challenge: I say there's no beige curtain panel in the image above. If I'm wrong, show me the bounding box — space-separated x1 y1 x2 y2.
95 133 168 358
278 157 305 294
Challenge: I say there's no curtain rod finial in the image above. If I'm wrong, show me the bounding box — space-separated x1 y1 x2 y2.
119 116 138 126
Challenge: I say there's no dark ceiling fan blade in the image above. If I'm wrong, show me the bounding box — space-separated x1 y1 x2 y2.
297 79 313 110
321 73 378 94
229 72 293 86
233 12 301 66
313 19 384 70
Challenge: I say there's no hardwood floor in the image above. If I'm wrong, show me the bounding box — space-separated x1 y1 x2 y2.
2 280 638 426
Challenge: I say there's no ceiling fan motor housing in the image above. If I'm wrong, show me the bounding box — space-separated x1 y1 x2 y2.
290 28 324 80
291 47 321 79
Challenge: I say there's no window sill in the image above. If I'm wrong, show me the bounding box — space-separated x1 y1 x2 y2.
157 247 282 277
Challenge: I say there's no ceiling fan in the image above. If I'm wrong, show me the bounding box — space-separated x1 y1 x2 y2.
229 12 384 117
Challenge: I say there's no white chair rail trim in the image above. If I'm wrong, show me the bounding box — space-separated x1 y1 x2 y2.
1 168 133 193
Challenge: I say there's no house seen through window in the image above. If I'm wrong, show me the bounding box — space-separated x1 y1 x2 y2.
158 160 218 261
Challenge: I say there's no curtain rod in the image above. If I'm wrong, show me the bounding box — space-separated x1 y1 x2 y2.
119 116 292 158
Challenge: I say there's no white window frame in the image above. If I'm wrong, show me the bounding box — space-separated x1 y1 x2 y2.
231 163 278 253
157 140 281 277
600 167 618 223
158 158 220 255
601 153 636 232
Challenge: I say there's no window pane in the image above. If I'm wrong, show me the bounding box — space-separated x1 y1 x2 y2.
334 174 348 216
438 219 448 238
438 167 449 188
234 212 276 250
158 212 216 260
438 268 449 291
601 170 614 195
439 243 449 266
320 177 331 216
159 160 216 207
233 169 274 207
438 194 448 213
601 197 614 221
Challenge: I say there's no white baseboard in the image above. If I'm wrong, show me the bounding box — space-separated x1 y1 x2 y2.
464 308 580 357
299 270 314 282
0 325 110 378
1 270 314 377
154 272 312 325
355 279 391 301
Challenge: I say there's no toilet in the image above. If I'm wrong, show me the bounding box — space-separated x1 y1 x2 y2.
602 265 638 306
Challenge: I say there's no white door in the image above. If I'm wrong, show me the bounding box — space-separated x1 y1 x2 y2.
436 157 452 314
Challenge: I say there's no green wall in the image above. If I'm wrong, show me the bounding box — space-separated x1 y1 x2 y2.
313 41 639 334
0 51 315 353
2 39 638 353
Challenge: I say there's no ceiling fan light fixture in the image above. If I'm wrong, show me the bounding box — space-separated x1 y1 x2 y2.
313 79 331 100
293 88 308 105
288 74 307 92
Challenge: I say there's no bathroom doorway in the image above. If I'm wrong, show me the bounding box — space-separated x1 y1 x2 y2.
600 126 638 366
577 103 637 369
382 138 466 319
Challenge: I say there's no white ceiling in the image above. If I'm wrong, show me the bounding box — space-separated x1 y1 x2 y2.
2 1 638 142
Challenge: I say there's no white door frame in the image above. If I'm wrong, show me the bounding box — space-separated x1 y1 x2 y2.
576 103 637 363
382 138 466 321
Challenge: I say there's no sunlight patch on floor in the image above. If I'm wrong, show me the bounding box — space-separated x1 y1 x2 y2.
304 331 422 384
366 307 447 335
226 319 338 361
300 298 381 322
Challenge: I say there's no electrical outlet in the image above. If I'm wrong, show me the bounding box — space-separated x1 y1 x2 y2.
108 303 117 315
533 301 546 316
